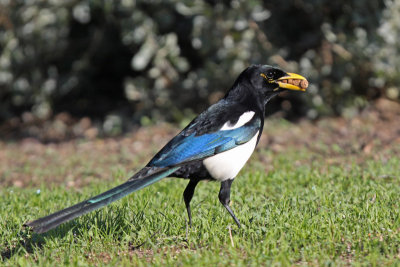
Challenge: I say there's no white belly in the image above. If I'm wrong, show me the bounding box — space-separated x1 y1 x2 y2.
203 131 258 181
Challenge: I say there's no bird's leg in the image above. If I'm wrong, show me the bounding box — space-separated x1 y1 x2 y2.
183 179 200 227
219 179 241 228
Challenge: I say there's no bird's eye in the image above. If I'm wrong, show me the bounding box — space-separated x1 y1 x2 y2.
266 71 275 79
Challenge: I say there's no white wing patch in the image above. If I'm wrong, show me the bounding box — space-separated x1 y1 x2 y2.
220 111 255 130
203 131 259 181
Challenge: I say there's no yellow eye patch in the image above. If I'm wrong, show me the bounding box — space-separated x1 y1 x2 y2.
260 73 274 82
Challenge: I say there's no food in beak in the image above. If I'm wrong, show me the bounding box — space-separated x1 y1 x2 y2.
281 79 308 89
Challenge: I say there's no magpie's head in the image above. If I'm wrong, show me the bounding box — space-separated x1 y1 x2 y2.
229 64 308 104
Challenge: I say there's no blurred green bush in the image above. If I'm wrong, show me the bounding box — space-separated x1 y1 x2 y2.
0 0 398 130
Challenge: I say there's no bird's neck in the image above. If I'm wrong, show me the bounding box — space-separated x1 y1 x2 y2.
264 91 281 105
224 83 265 115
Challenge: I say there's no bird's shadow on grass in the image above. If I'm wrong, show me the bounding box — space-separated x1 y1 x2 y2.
1 220 82 261
1 205 152 261
0 230 39 261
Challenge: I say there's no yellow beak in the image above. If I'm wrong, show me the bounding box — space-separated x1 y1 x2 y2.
276 73 308 91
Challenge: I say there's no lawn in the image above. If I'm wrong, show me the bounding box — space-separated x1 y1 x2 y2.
1 100 400 266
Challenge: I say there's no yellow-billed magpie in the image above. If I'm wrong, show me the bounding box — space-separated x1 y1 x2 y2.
25 65 307 233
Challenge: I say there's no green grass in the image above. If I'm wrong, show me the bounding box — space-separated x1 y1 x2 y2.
1 146 400 266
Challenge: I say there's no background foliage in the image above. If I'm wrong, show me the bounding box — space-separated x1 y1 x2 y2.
0 0 399 134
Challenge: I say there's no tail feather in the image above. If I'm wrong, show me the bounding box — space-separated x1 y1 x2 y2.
24 166 179 234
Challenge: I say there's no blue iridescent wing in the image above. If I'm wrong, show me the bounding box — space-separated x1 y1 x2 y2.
148 118 261 167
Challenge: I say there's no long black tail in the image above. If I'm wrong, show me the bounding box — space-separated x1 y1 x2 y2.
24 166 179 234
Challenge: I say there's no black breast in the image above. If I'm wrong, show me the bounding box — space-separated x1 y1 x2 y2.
169 161 213 181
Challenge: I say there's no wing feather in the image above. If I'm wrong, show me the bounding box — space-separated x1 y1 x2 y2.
149 118 260 167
